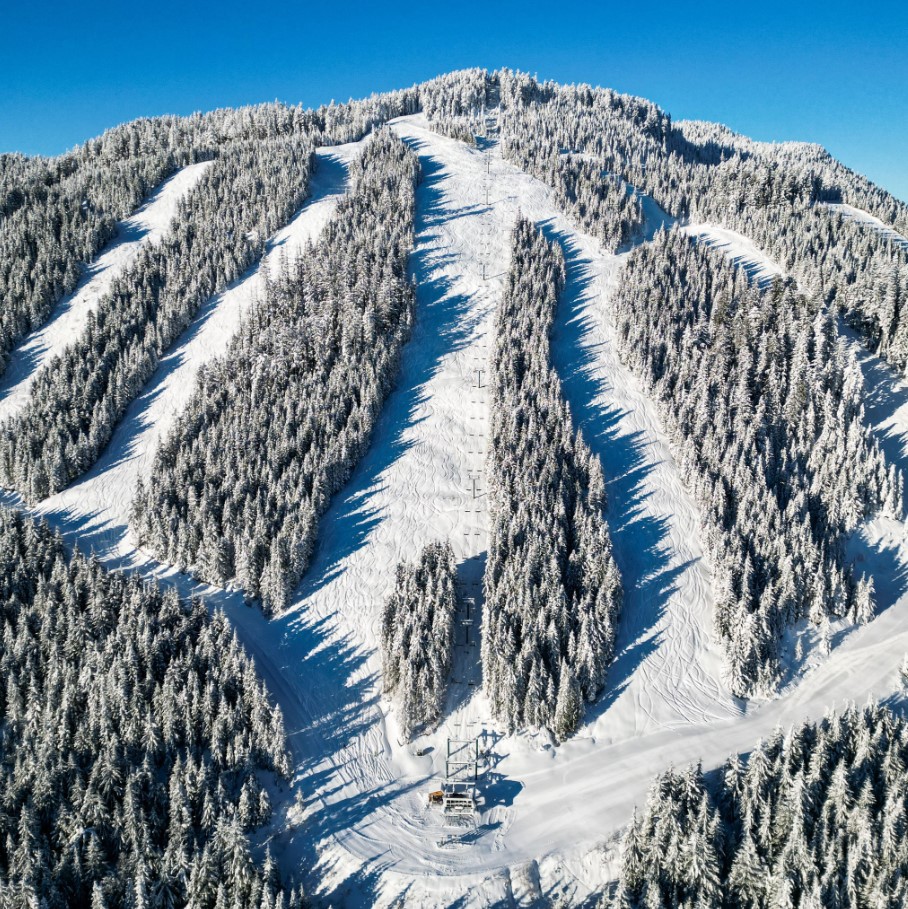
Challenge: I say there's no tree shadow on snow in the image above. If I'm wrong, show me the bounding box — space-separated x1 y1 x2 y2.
293 143 485 598
539 222 699 726
842 316 908 477
443 552 487 716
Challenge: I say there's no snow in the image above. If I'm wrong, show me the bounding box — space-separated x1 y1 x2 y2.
0 162 212 423
821 202 908 251
2 118 908 906
678 223 786 287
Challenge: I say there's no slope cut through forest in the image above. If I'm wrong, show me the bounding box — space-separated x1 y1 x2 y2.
2 69 908 908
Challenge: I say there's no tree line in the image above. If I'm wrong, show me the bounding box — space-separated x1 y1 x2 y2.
132 130 419 614
481 71 908 378
484 217 622 740
380 541 458 740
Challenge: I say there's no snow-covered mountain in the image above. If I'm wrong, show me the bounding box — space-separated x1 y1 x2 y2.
1 68 907 908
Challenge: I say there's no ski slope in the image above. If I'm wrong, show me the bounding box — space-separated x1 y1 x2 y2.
22 141 364 564
0 161 212 423
2 117 908 906
270 118 908 905
822 202 908 251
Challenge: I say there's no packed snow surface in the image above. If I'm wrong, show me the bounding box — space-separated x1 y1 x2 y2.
0 162 212 423
2 119 907 906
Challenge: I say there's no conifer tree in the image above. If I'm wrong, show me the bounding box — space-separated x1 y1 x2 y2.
484 218 622 734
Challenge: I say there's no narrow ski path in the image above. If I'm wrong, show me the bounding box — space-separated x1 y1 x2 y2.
0 162 212 422
30 142 363 561
821 202 908 252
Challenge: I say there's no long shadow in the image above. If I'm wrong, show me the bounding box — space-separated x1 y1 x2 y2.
842 318 908 473
294 143 484 599
686 230 780 290
444 551 487 716
541 222 695 724
847 527 908 615
835 319 908 612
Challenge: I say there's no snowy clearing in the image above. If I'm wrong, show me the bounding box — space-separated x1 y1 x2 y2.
0 162 212 423
679 222 786 287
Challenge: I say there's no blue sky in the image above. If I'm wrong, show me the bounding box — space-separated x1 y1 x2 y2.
2 1 906 202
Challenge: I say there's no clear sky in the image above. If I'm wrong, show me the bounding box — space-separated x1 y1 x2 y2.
2 0 906 202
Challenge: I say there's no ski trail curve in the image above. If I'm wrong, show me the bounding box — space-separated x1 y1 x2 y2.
821 202 908 252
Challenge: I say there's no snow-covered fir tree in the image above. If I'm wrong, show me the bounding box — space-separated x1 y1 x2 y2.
483 217 622 739
612 227 901 696
380 541 458 740
132 130 419 614
0 506 301 909
0 89 427 504
608 702 908 909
